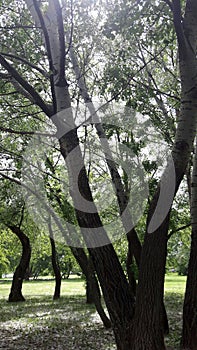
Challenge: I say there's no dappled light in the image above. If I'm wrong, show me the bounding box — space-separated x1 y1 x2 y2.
0 0 197 349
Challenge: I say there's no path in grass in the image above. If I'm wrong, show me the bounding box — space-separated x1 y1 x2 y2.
0 274 186 349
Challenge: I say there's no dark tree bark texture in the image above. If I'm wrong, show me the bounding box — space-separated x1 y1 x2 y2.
50 237 62 300
8 226 31 302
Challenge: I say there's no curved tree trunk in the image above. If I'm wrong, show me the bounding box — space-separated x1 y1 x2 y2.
49 9 135 343
8 226 31 302
69 36 170 337
12 1 197 348
181 137 197 349
45 154 110 320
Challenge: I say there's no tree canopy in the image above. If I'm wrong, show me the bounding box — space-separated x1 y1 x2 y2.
0 0 197 349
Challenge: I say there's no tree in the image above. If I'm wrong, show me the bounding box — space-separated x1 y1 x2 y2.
0 0 197 349
8 225 31 302
44 154 111 326
181 136 197 349
0 180 32 301
48 218 62 299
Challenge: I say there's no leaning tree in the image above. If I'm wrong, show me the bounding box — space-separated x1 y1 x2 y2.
0 0 197 349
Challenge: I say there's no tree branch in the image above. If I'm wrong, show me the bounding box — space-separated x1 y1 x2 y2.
53 0 67 86
0 52 49 78
0 126 55 137
167 223 191 239
19 203 26 229
0 172 66 235
65 0 74 57
26 0 57 112
172 0 187 57
0 54 52 117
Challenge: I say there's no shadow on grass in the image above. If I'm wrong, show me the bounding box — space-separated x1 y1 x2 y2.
0 295 95 323
165 292 184 350
0 294 115 350
0 290 184 349
0 316 115 350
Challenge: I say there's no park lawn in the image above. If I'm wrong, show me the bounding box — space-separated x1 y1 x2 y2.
0 275 85 300
0 274 186 349
165 274 186 349
165 274 186 294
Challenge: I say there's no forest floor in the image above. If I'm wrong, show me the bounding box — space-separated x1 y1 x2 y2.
0 274 186 349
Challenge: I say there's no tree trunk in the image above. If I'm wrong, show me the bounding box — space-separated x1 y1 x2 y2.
21 2 197 348
48 219 62 299
85 257 101 304
58 124 134 347
86 274 95 304
46 6 135 340
45 153 110 323
50 237 62 300
69 37 170 338
126 248 137 298
181 228 197 349
127 1 197 348
70 247 111 329
8 226 31 302
181 138 197 349
68 39 142 267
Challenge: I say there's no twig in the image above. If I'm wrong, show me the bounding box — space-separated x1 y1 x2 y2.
167 223 191 240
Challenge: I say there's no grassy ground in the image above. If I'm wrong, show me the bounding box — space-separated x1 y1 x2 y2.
0 274 186 349
164 274 186 349
0 276 85 300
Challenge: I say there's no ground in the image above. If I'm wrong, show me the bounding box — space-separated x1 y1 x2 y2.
0 274 186 349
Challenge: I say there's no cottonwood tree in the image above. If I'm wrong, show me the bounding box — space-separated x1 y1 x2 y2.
8 224 31 302
181 136 197 349
44 155 111 326
0 0 197 349
0 185 31 301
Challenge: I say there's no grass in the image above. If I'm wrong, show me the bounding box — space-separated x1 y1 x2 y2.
0 274 186 349
164 274 186 349
0 275 85 300
165 274 186 294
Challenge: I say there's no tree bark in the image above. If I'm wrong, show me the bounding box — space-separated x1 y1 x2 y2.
70 247 111 329
14 1 197 348
48 219 62 299
50 237 62 300
45 151 110 323
85 257 101 304
69 37 170 337
58 119 134 347
126 248 137 298
181 138 197 349
68 39 142 267
129 1 197 348
45 156 111 325
40 2 135 344
8 226 31 302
